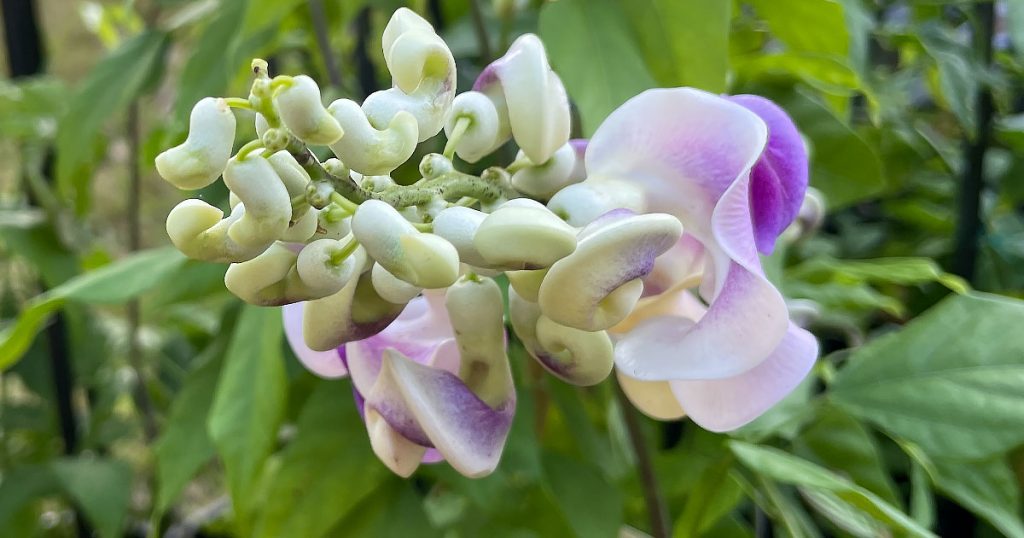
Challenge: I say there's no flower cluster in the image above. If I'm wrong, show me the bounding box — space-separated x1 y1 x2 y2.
157 8 819 478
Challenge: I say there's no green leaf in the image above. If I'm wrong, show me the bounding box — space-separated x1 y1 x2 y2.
795 408 902 508
538 0 656 135
254 379 389 538
207 304 287 534
153 339 226 513
174 0 249 119
0 465 59 532
623 0 730 91
789 256 968 294
929 456 1024 538
327 479 440 538
744 0 849 58
674 456 745 537
51 458 133 538
0 247 187 370
55 30 168 213
831 293 1024 459
730 441 935 537
542 451 623 538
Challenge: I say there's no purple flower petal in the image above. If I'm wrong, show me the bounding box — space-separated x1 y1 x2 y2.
670 323 817 431
728 95 808 254
366 349 515 478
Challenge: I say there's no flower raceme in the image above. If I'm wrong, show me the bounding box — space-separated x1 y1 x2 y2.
155 7 818 478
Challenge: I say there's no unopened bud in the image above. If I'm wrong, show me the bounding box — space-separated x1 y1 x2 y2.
155 97 236 190
275 75 344 145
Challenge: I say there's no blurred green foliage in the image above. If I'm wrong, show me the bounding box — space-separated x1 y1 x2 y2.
2 0 1024 536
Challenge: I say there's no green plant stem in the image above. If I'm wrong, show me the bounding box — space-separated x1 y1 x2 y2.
235 139 264 160
307 0 342 89
224 97 254 111
376 170 517 208
952 1 995 283
329 236 360 265
444 116 471 160
615 380 671 538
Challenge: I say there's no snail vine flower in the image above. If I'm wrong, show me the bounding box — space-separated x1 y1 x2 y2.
156 7 818 477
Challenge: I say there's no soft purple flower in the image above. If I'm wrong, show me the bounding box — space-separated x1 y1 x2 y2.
586 88 818 432
284 290 514 477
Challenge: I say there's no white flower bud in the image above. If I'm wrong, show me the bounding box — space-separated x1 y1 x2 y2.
539 211 682 331
280 207 319 242
506 268 547 302
311 209 351 240
510 142 579 200
155 97 236 190
274 75 344 145
443 91 507 163
328 98 418 175
474 202 577 269
509 288 611 386
296 238 360 296
360 174 397 192
222 155 291 248
255 113 269 140
362 8 456 141
546 179 646 226
302 251 406 351
351 200 460 288
166 200 270 263
267 150 311 199
445 275 512 406
371 262 422 304
475 34 569 164
432 206 489 267
224 242 297 305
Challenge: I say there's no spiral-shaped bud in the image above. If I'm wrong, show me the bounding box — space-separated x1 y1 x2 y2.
445 275 513 405
274 75 344 145
443 91 506 163
432 206 490 268
155 98 236 190
474 199 577 269
474 34 569 164
166 200 270 263
546 179 646 226
538 210 682 331
222 154 291 248
510 142 582 200
362 8 456 142
371 262 423 304
351 200 460 288
328 99 418 175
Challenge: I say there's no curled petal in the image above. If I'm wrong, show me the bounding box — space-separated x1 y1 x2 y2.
224 242 297 305
539 211 682 331
728 95 808 254
351 200 460 288
364 8 455 141
156 97 235 190
328 99 418 175
267 151 311 200
445 276 513 406
222 155 291 248
275 75 344 145
366 349 514 477
366 407 427 477
282 302 347 378
670 324 818 431
616 370 685 421
474 201 577 269
166 200 270 263
509 289 612 386
590 89 791 380
444 91 506 163
295 238 361 297
505 268 547 303
372 262 423 304
511 142 581 200
302 249 406 351
280 208 318 243
546 179 646 227
432 206 490 268
475 34 570 164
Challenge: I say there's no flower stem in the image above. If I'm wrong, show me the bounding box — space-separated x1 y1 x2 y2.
329 236 360 265
235 139 263 160
330 192 359 214
614 379 671 538
444 116 471 160
224 97 255 111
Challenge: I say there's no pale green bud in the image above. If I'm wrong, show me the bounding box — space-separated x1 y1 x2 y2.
445 275 512 407
443 91 507 163
351 200 460 288
222 154 291 248
275 75 344 145
328 98 418 175
474 200 577 269
155 97 236 190
510 142 579 200
166 200 270 263
371 262 422 304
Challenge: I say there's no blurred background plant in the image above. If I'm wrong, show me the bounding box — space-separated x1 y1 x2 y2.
2 0 1024 536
